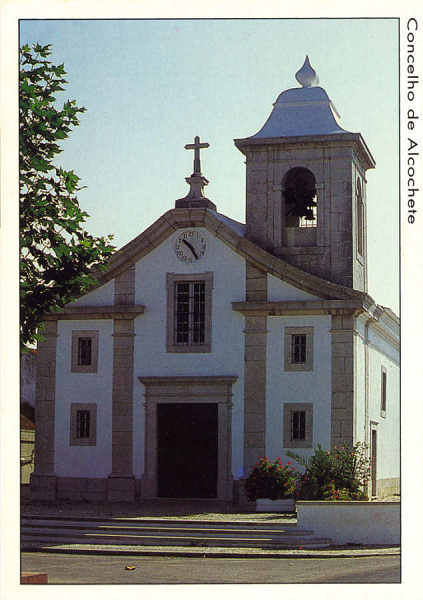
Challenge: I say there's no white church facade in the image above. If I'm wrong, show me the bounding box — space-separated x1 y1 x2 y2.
31 58 399 504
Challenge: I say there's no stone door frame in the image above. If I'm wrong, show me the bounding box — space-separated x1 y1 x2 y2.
138 376 237 501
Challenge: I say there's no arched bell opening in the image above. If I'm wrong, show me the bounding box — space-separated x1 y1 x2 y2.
281 167 318 247
282 167 318 228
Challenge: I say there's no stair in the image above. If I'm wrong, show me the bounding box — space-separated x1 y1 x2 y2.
21 516 333 551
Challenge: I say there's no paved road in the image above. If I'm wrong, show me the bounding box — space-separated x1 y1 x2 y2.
21 552 400 584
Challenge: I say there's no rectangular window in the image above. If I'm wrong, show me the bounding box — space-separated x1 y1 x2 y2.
76 410 91 438
284 327 313 371
70 403 97 446
167 273 213 353
71 331 99 373
175 281 206 345
292 410 306 441
291 334 307 364
381 367 387 416
283 403 313 448
78 338 92 366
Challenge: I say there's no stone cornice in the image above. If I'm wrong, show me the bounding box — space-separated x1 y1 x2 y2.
380 306 400 326
356 305 400 348
44 305 145 321
86 208 369 303
369 321 400 350
139 375 238 386
233 132 376 171
232 298 368 317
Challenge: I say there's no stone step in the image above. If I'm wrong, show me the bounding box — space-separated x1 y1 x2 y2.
21 522 313 536
21 516 333 550
22 516 298 530
21 533 332 549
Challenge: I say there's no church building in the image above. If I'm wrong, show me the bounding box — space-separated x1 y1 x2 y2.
31 57 400 505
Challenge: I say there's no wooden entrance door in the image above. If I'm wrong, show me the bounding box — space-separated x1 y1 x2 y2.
157 403 218 498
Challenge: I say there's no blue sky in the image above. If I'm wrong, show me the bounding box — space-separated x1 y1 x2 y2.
20 18 399 311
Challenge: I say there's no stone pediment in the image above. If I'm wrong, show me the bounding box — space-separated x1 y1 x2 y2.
89 207 370 303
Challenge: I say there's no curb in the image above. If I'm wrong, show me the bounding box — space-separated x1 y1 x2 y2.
21 514 297 526
21 545 401 560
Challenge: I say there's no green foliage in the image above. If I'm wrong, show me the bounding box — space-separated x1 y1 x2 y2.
287 443 370 501
20 43 115 347
245 457 298 501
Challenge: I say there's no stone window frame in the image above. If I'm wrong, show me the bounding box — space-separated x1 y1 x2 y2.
166 272 213 353
71 330 99 373
70 403 97 446
283 402 313 448
380 366 387 418
284 326 313 372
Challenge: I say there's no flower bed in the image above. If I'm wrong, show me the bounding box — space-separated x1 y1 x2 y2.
244 457 297 504
288 443 370 501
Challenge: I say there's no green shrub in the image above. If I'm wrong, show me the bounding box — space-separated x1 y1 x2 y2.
287 443 370 501
245 457 298 501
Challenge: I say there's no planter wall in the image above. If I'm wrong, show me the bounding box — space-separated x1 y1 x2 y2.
256 498 295 512
297 501 400 545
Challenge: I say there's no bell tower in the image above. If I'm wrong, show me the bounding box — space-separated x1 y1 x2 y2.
234 56 375 291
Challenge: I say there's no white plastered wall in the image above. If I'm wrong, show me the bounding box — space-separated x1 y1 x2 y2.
268 273 320 302
367 330 400 481
132 227 246 480
66 279 115 306
266 314 332 466
354 314 400 482
55 319 114 477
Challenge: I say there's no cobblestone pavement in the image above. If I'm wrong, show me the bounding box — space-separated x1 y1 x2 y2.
21 499 293 522
21 495 400 520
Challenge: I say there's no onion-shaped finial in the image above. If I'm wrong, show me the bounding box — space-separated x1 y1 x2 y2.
295 56 319 88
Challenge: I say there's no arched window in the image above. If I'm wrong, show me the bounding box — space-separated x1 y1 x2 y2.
283 167 318 228
356 178 364 256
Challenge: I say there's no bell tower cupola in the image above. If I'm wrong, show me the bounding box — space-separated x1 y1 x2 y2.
234 56 375 291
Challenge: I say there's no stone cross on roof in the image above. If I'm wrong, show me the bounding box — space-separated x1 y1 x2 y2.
185 135 209 176
175 135 216 211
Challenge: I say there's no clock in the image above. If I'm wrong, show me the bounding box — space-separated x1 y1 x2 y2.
175 230 207 263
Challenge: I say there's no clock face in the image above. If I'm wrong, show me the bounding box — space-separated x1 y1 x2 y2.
175 230 207 263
